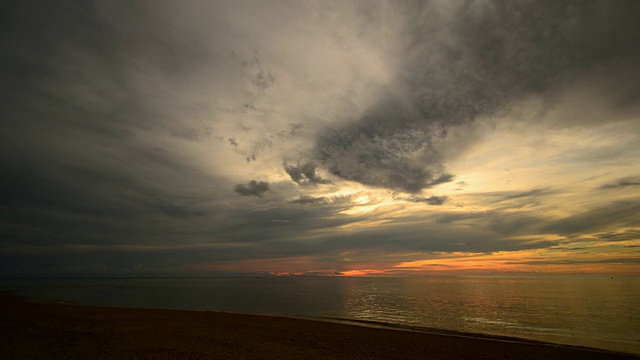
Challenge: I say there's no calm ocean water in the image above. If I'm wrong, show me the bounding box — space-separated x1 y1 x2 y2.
2 275 639 354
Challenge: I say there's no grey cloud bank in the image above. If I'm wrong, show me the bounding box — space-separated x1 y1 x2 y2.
313 0 638 192
1 0 638 275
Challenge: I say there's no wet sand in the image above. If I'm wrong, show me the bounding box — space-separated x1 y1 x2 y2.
1 293 637 359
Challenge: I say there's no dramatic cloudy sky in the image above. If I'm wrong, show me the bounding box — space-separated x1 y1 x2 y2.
2 0 639 276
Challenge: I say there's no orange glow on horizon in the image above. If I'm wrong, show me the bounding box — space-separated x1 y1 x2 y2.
340 269 387 276
189 238 640 276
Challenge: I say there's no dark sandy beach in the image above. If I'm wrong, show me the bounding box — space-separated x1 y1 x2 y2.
1 293 637 360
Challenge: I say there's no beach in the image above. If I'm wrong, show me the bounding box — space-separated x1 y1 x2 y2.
1 293 636 360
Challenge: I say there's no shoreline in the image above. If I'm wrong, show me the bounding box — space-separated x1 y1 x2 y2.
2 292 638 359
314 316 639 355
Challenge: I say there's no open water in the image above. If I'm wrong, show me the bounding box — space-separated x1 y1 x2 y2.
2 275 638 354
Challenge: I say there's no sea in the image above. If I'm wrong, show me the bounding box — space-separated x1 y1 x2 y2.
2 275 639 354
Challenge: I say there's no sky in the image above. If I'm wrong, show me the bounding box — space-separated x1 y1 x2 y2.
2 0 639 276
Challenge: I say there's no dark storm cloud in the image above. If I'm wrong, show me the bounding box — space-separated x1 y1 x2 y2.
315 0 638 192
316 109 455 193
284 161 330 186
1 142 213 218
234 181 269 197
0 0 237 265
1 0 638 276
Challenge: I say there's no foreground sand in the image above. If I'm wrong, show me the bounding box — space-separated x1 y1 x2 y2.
1 294 637 359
